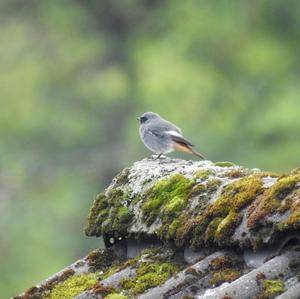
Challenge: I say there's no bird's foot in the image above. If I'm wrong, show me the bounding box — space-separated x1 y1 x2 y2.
154 153 168 160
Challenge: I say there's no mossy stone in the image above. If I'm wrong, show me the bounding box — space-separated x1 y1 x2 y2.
209 268 241 286
120 262 178 295
104 294 128 299
194 169 214 180
181 175 263 248
260 279 284 298
43 274 97 299
247 174 300 229
142 174 195 226
214 161 236 167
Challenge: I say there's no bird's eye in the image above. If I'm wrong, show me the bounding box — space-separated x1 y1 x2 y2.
140 116 147 123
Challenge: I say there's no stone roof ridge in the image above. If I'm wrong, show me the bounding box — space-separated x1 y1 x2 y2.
85 157 300 250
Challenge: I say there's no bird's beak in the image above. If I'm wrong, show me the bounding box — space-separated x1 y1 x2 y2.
136 117 140 121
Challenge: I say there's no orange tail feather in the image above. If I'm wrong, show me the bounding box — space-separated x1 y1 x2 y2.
173 142 206 160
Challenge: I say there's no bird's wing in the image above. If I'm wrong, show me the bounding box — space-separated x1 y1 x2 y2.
166 131 194 147
148 120 193 146
148 118 182 136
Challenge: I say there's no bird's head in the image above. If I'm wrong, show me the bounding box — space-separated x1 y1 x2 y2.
136 112 160 124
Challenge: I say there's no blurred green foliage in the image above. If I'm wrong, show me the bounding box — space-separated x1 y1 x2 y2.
1 0 300 297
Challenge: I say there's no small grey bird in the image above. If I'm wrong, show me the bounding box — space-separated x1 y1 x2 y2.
137 112 205 159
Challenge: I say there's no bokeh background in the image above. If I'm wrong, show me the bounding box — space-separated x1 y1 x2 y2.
1 0 300 297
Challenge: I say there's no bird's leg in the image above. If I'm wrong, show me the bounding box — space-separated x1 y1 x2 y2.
155 153 163 160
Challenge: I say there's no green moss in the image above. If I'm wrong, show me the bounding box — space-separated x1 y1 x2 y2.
277 188 300 231
117 207 133 224
87 249 116 272
204 217 223 244
104 294 128 299
247 175 300 229
137 247 168 261
167 219 181 239
97 247 167 284
223 169 248 178
87 164 299 250
188 215 210 248
85 193 108 236
206 179 222 193
208 255 241 287
97 255 140 282
257 171 281 178
214 161 235 167
278 209 300 230
190 179 221 198
190 183 207 197
98 264 122 280
173 173 295 248
194 169 213 180
85 177 135 237
158 217 183 241
21 269 76 299
44 274 97 299
91 283 116 296
96 253 142 282
267 175 299 199
142 174 195 226
260 279 284 298
214 211 242 243
164 196 185 214
120 262 178 295
113 168 130 186
189 175 263 247
209 268 241 286
209 255 235 270
174 215 195 246
291 167 300 175
210 176 263 215
143 174 222 242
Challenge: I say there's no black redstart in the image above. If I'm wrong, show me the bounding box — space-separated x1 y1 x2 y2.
137 112 205 159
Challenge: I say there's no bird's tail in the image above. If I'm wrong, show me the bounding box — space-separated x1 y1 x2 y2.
173 142 206 160
190 147 206 160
